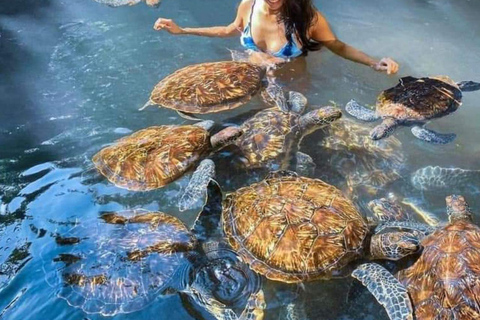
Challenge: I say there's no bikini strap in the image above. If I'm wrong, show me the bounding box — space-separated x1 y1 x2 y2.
247 0 256 27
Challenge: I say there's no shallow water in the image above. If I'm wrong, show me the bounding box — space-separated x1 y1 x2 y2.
1 0 480 319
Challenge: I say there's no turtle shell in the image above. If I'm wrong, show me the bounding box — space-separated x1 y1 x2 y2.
92 125 211 191
376 76 462 122
222 172 369 283
150 61 265 114
43 209 195 316
397 220 480 319
234 108 298 169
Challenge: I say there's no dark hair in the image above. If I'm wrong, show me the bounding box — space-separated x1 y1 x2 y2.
279 0 322 52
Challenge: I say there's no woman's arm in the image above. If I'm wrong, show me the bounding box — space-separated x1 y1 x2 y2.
153 0 251 37
309 12 399 74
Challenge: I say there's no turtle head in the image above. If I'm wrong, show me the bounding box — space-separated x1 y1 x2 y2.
298 106 342 135
446 195 473 222
368 196 406 223
210 126 243 150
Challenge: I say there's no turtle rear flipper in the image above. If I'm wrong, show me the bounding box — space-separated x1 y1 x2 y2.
177 111 202 121
411 126 456 144
457 80 480 92
370 118 398 140
352 263 413 320
139 99 155 111
345 100 379 122
179 159 216 212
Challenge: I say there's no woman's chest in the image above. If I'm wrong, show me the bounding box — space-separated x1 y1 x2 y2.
249 14 289 53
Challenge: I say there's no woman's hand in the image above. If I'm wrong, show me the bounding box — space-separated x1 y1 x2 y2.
153 18 183 34
372 58 399 75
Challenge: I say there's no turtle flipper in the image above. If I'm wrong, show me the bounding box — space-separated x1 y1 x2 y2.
457 80 480 92
236 290 266 320
179 159 216 212
295 152 316 177
351 263 413 320
411 126 456 144
139 99 156 111
264 78 289 112
345 100 380 122
401 197 441 227
371 118 398 140
177 110 202 121
288 91 307 114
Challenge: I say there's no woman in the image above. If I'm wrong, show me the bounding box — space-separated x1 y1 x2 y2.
153 0 399 74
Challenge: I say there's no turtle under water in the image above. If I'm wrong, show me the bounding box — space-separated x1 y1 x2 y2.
317 118 405 200
346 76 480 144
93 0 161 7
92 120 242 210
43 182 264 319
233 96 342 175
354 195 480 320
141 60 294 119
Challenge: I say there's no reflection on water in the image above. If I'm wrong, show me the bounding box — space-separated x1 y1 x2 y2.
1 0 480 319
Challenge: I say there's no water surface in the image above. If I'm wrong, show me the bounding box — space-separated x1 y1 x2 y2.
1 0 480 319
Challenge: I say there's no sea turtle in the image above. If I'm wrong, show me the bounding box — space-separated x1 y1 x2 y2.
43 182 264 319
93 0 161 7
354 195 480 320
346 76 480 144
232 100 342 175
317 118 405 200
208 169 437 320
411 165 480 194
140 60 295 118
92 120 241 210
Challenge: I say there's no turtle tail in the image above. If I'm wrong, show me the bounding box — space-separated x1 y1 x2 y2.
139 99 155 111
457 81 480 92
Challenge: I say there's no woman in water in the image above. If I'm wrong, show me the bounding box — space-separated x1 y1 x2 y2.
153 0 399 74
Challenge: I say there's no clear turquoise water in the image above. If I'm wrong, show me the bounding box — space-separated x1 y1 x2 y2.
1 0 480 319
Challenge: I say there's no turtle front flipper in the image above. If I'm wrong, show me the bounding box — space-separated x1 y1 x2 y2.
179 159 216 212
345 100 380 122
295 152 316 177
370 118 398 140
352 263 413 320
457 80 480 92
288 91 307 114
411 126 456 144
263 78 289 112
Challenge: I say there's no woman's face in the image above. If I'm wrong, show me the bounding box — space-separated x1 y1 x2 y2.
264 0 284 11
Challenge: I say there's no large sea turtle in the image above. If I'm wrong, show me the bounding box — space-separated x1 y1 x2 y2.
43 182 264 319
233 100 342 174
346 76 480 144
141 60 295 118
317 118 405 200
354 195 480 320
92 120 241 210
93 0 161 7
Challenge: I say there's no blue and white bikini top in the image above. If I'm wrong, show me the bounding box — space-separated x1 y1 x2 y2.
240 0 304 59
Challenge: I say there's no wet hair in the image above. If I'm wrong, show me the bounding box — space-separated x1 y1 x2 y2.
278 0 323 52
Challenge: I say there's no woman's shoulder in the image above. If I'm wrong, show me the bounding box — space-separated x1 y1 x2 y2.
238 0 254 12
